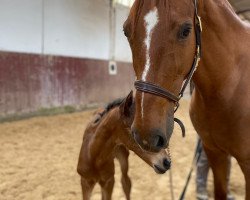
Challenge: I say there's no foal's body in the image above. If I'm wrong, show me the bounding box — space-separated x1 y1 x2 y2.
77 94 170 200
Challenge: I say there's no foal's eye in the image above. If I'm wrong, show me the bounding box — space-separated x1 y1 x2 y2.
178 23 192 39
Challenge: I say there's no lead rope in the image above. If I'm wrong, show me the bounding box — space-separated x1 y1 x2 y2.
169 139 202 200
169 169 175 200
169 118 185 200
178 138 202 200
167 146 175 200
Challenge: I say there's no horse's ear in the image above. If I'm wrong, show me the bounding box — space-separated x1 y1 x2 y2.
120 90 134 118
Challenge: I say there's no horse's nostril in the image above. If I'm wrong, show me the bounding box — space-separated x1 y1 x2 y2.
155 135 166 148
163 159 171 170
132 128 167 152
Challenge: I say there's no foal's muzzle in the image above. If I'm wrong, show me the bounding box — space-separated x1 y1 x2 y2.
153 158 171 174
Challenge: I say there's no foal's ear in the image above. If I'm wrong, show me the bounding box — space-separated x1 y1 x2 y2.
120 90 134 118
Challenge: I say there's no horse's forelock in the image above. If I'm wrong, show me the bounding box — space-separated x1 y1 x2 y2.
128 0 171 34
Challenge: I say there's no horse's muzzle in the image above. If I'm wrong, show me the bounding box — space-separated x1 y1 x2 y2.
132 128 167 152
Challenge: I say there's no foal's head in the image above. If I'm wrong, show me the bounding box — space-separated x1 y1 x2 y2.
124 0 199 152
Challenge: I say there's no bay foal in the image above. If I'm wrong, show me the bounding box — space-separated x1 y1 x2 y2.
77 92 171 200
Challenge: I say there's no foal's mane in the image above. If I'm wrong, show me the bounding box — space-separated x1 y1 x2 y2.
94 98 125 123
104 98 125 113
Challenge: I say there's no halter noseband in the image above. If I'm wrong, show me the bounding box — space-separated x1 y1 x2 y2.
134 0 202 112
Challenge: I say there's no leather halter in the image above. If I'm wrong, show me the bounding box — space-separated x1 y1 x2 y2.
134 0 202 112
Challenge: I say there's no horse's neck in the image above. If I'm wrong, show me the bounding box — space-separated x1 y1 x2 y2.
193 0 250 102
89 109 120 163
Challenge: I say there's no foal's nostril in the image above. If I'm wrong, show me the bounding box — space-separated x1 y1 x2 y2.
163 159 171 170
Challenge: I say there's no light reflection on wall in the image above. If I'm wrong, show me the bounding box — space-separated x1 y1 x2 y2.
114 0 135 7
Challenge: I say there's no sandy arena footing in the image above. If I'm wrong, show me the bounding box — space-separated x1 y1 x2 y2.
0 100 244 200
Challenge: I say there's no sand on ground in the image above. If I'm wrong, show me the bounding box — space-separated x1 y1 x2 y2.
0 100 245 200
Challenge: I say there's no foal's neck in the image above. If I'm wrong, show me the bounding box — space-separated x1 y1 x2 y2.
193 0 249 101
89 108 121 162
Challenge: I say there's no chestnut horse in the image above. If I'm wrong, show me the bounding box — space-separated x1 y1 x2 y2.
124 0 250 199
77 92 171 200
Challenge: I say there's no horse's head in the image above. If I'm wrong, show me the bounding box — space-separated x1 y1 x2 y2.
124 0 201 152
119 91 171 174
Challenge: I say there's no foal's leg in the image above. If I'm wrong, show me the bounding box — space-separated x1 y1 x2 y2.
80 177 96 200
116 146 132 200
99 161 115 200
203 145 230 200
99 176 115 200
238 160 250 200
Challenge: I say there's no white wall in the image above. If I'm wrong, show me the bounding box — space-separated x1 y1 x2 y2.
115 4 132 62
44 0 110 60
0 0 132 62
0 0 43 53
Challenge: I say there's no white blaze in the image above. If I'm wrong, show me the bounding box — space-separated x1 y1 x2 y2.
142 8 159 81
141 8 159 119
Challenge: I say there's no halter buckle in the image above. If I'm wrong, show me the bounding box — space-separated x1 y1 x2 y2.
197 16 202 32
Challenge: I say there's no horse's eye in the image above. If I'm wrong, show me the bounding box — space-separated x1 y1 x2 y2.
123 28 129 38
179 23 192 39
123 20 131 38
